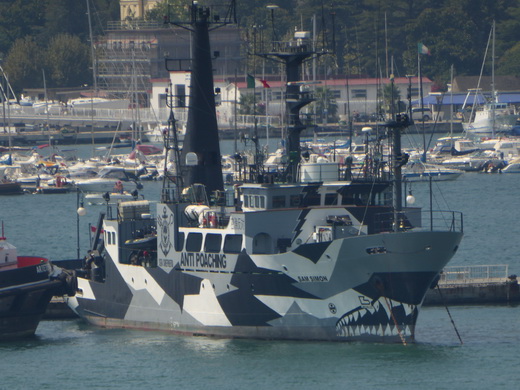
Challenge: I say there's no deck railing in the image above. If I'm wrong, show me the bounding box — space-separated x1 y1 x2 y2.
438 264 510 285
374 209 463 233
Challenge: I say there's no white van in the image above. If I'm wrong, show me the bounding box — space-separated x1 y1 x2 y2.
411 107 432 121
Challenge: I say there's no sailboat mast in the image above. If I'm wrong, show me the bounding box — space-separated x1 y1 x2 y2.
491 20 496 138
86 0 97 93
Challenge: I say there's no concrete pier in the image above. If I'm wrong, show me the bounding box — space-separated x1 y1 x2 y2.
424 265 520 306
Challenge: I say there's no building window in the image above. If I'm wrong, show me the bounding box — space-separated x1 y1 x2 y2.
175 84 186 107
159 93 167 108
352 89 367 99
332 90 341 99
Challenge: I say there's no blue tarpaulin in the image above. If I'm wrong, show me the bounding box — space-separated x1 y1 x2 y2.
496 93 520 103
413 94 487 106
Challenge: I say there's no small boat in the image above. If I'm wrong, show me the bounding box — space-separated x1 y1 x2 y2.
84 190 140 205
0 180 23 195
502 157 520 173
74 166 142 193
0 224 77 339
402 161 464 182
35 176 73 194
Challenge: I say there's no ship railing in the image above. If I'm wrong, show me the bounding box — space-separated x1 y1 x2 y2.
438 264 510 285
373 209 463 234
9 105 286 131
106 20 164 31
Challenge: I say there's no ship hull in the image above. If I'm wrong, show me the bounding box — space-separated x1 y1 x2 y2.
0 264 64 339
68 230 462 342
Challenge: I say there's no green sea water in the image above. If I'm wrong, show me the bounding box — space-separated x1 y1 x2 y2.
1 139 519 389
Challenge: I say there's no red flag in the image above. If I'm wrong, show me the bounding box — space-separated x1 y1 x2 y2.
260 79 270 88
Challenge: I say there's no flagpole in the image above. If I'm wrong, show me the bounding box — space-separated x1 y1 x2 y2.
418 48 426 162
234 68 238 153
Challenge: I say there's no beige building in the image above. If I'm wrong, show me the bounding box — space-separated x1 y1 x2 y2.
120 0 161 20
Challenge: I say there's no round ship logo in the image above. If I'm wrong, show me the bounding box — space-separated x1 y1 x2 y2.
158 206 174 256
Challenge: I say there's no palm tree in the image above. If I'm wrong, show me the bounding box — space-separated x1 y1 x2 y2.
313 87 338 124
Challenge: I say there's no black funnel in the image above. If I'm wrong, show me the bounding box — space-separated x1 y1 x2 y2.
180 6 224 193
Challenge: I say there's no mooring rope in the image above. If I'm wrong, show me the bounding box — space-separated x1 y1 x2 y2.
383 296 407 346
436 285 464 345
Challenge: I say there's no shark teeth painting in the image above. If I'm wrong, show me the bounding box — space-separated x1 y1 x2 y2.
335 295 418 339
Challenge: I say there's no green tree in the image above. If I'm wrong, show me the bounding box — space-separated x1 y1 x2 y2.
238 93 265 115
313 87 338 124
0 0 46 57
497 42 520 77
45 34 91 87
402 6 481 84
3 37 45 94
382 82 406 114
145 0 188 22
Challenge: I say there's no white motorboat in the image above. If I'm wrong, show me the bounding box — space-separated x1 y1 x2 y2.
74 166 142 193
502 157 520 173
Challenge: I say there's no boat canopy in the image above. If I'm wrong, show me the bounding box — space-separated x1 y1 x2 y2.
414 92 520 106
413 93 486 106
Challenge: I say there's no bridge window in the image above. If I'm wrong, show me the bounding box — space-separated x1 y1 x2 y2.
186 232 203 252
175 232 185 251
303 192 321 206
325 193 338 205
290 194 302 207
204 234 222 253
272 195 286 208
224 234 242 253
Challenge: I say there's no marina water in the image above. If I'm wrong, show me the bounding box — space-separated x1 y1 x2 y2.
0 138 519 389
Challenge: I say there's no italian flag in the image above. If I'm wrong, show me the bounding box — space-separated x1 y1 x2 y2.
418 43 430 55
247 74 270 88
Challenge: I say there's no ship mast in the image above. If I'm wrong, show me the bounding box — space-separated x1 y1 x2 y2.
254 11 331 182
163 1 236 198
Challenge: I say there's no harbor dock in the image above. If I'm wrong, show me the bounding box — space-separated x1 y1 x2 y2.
423 265 519 306
0 106 464 146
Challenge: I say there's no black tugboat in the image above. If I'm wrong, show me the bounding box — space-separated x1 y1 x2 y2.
0 224 76 339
